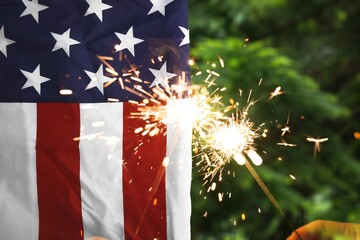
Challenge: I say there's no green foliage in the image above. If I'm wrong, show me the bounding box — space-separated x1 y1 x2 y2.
191 39 349 122
190 38 359 239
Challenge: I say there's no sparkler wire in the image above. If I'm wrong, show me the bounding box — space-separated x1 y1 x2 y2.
243 160 303 240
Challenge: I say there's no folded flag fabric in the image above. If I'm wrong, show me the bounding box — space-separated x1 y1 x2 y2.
0 0 191 239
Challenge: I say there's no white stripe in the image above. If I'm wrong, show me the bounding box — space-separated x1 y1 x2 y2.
79 103 125 240
0 103 39 239
165 99 192 240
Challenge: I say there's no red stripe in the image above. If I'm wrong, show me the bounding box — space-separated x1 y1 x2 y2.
36 103 84 240
122 103 168 240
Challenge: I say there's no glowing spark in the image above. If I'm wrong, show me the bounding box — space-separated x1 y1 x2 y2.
262 129 268 137
218 192 224 202
280 111 292 137
210 71 220 77
73 132 104 141
247 89 252 103
128 100 139 105
354 131 360 139
118 77 125 89
306 136 329 158
59 89 73 95
107 98 119 102
281 126 290 137
268 86 283 100
97 55 113 61
98 55 115 70
218 56 225 68
106 67 118 76
130 76 142 82
162 157 169 167
277 140 297 147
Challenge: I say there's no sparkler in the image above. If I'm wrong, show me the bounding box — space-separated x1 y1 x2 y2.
120 53 304 238
306 136 329 158
193 98 263 180
97 49 304 238
187 57 306 239
192 94 303 239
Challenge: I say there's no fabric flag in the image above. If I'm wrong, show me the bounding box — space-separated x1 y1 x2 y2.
0 0 191 239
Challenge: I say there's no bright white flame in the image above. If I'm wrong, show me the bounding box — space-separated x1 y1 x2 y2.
218 192 224 202
162 157 170 167
211 182 216 191
165 99 196 127
233 153 246 165
214 125 247 153
247 149 263 166
59 89 73 95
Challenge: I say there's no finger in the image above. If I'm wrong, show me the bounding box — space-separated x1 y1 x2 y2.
287 229 321 240
287 220 328 240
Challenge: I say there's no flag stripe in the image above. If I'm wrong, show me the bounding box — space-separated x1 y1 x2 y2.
0 103 39 240
122 103 168 239
36 103 83 240
79 103 125 240
165 100 193 240
0 102 192 239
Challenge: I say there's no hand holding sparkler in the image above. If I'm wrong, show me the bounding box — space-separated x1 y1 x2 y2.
287 220 360 240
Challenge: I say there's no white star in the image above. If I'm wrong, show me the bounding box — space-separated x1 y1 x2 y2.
20 0 48 23
179 26 190 46
114 26 144 57
0 26 15 57
148 0 174 16
51 28 80 57
84 65 112 95
84 0 112 22
21 65 51 95
149 61 177 89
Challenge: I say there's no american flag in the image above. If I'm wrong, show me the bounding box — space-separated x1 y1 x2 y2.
0 0 191 239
